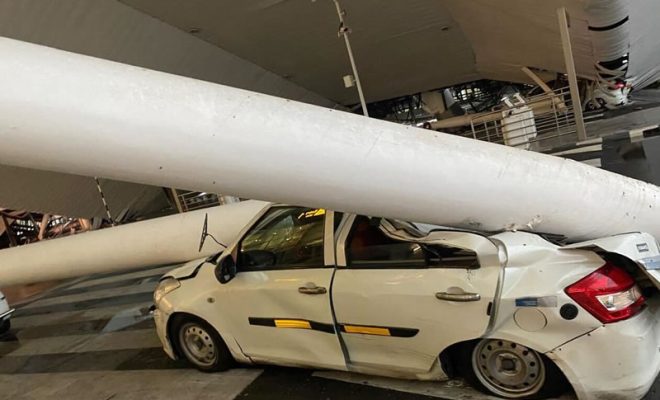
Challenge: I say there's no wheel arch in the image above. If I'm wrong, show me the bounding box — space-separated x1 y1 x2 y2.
167 312 203 359
438 339 477 379
438 337 564 373
439 337 571 397
166 311 249 363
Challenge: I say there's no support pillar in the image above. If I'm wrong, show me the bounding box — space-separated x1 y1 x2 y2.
332 0 369 117
38 214 50 240
170 188 184 213
557 7 587 141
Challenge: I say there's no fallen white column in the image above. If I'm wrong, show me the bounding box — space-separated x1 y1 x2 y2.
0 200 267 286
0 37 659 242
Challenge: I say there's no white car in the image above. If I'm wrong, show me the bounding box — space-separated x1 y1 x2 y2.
0 290 13 334
153 205 660 400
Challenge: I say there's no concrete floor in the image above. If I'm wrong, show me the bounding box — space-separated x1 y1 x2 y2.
0 265 654 400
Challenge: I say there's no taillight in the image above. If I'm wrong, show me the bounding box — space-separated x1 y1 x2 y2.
565 262 645 323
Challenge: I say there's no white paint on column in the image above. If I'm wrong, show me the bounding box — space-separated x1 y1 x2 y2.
0 38 659 245
0 199 267 285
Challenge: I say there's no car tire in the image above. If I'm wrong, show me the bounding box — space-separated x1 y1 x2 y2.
0 319 9 335
457 339 568 399
173 316 233 372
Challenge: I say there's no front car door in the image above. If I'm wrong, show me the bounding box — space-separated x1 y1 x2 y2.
331 214 502 376
218 206 345 370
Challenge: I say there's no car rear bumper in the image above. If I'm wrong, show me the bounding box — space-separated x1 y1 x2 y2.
153 308 177 360
547 299 660 400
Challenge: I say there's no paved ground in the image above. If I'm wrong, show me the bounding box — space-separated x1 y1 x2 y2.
0 264 654 400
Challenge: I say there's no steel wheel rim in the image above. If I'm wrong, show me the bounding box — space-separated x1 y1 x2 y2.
179 322 217 367
471 339 545 398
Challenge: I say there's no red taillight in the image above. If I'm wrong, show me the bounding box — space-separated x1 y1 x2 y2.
565 262 645 324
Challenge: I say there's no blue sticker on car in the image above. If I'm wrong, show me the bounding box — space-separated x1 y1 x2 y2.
515 296 557 307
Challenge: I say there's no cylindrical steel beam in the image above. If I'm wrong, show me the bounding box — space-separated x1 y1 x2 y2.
0 200 267 286
0 37 659 242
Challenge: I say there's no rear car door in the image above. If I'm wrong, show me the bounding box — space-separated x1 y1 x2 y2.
218 206 345 369
331 215 502 374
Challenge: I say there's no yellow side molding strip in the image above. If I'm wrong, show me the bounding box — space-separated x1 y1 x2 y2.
343 325 391 336
248 317 335 333
274 319 312 329
339 323 419 337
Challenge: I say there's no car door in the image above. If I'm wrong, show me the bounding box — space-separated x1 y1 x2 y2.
331 214 502 374
217 206 345 370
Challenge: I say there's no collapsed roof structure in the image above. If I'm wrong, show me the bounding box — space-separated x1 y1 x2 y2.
1 1 660 283
0 0 659 220
0 37 659 240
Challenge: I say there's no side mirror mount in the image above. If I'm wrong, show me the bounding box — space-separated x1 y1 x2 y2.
217 255 237 284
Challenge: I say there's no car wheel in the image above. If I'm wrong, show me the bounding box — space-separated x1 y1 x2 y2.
0 319 9 335
460 339 568 399
175 317 232 372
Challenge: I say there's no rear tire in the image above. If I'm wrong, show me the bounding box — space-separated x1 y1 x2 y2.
457 339 568 399
173 316 233 372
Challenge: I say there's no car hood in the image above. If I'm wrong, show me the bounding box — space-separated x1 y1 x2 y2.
162 257 208 280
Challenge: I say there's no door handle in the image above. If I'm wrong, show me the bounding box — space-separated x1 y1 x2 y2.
435 292 481 302
298 285 327 295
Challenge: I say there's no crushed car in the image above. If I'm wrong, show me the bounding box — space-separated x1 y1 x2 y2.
152 204 660 400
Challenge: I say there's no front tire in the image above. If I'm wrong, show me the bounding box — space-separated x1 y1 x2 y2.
459 339 568 399
174 316 233 372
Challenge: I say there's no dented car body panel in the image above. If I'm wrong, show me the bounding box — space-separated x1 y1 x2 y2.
153 205 660 400
547 296 660 400
486 231 606 353
331 214 501 377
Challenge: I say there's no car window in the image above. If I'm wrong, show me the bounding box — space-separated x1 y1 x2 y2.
238 206 326 271
346 216 479 269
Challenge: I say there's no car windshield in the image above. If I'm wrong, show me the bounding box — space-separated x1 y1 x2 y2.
239 207 325 268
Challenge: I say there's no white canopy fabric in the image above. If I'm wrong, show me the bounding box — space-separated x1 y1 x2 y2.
1 0 657 104
120 0 660 103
